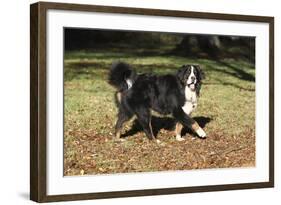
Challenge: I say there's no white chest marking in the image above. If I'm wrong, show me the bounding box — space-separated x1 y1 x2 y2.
182 86 197 115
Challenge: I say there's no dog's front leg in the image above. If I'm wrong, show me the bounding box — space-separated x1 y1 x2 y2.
191 121 206 138
173 108 206 139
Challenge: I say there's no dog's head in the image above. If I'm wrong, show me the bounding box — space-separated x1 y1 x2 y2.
176 65 205 95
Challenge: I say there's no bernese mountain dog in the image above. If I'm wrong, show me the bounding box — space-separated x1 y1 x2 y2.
108 62 206 142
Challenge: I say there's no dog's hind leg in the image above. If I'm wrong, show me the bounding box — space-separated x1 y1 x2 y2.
135 109 156 141
175 122 184 141
115 111 132 140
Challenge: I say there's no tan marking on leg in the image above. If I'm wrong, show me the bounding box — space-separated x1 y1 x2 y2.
116 92 122 103
115 129 126 141
175 122 184 141
192 122 206 138
191 122 200 131
115 129 121 139
149 120 155 140
150 121 160 144
175 122 183 136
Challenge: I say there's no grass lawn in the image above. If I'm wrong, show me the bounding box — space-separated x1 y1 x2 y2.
63 49 255 176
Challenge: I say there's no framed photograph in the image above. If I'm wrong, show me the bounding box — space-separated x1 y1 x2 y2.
30 1 274 202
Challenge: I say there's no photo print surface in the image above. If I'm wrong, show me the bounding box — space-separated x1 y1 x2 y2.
63 28 255 176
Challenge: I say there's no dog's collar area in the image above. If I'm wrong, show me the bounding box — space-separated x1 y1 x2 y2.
185 86 197 104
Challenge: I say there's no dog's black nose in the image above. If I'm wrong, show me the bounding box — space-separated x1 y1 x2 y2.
191 76 195 82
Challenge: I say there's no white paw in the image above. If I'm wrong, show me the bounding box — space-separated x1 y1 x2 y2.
176 135 185 141
196 127 207 138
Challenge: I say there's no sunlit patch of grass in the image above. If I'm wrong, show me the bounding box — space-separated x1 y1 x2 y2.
63 50 255 176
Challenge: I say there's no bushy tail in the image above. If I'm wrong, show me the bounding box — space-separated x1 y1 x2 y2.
108 62 137 92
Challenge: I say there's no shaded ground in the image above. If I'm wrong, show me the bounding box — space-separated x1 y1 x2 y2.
63 49 255 176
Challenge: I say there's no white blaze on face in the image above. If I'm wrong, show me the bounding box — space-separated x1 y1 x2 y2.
186 66 196 89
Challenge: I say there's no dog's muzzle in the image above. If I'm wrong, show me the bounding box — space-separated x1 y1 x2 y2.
188 82 196 90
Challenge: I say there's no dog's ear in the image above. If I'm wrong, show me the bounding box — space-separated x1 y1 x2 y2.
176 65 187 85
194 65 205 81
194 65 205 96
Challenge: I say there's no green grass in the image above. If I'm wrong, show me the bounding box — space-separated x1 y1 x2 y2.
63 49 255 176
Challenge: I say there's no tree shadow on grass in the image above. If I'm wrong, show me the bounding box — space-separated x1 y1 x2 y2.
121 116 212 139
216 60 255 82
203 60 255 92
64 61 179 81
204 80 255 92
121 116 175 139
